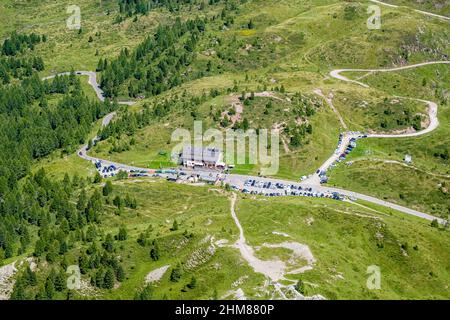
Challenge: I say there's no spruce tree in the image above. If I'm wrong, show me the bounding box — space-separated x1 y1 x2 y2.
103 180 113 196
134 284 152 300
117 225 127 241
104 268 115 289
104 233 114 252
25 266 37 286
93 171 102 183
187 276 197 289
170 264 182 282
45 277 55 299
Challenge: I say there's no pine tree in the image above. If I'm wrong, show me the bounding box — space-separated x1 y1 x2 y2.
10 279 27 300
170 264 182 282
116 265 125 282
113 195 123 209
96 58 104 72
104 233 114 252
45 276 55 299
295 279 305 295
171 219 179 231
25 266 37 286
54 272 66 292
431 219 439 228
134 284 153 300
93 171 102 183
104 268 115 289
95 268 105 288
117 225 127 241
103 180 113 196
187 276 197 289
150 240 160 261
137 232 147 247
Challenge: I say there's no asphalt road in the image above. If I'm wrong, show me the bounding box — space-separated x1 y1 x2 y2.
300 61 449 186
42 71 135 105
42 66 447 224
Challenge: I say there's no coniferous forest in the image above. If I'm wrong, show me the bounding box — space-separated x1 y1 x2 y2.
0 32 129 299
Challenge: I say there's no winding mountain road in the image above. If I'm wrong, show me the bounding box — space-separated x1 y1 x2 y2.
330 61 450 88
298 60 449 223
42 71 135 106
43 60 448 224
300 61 449 186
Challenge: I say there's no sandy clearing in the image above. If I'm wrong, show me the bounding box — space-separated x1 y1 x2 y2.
262 242 316 266
223 288 247 300
145 265 170 283
0 261 18 300
229 194 316 282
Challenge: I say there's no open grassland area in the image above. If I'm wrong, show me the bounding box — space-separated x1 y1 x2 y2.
236 194 450 299
324 67 449 214
328 104 450 175
327 87 429 132
362 65 450 101
326 100 450 217
327 160 450 217
0 0 225 73
2 0 450 301
68 180 450 299
377 0 450 16
96 180 259 300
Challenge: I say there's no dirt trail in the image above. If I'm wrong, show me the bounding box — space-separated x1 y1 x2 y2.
313 89 347 129
225 91 286 126
229 194 286 282
229 194 316 282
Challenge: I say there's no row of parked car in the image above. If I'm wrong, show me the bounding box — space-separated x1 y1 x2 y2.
95 161 118 177
241 179 343 200
244 179 300 190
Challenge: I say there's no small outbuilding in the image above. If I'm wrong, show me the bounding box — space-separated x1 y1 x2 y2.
404 154 412 164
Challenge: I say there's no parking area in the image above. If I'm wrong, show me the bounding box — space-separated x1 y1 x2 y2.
90 159 345 201
238 178 343 200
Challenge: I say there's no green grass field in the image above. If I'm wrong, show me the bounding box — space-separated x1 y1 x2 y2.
3 0 449 300
65 179 450 299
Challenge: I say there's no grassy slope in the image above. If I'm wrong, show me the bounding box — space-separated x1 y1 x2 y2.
326 65 450 216
327 160 449 216
237 194 450 299
20 0 447 181
378 0 450 16
3 0 449 300
78 180 450 299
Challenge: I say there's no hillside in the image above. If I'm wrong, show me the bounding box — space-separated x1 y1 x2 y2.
0 0 449 301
